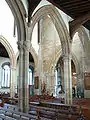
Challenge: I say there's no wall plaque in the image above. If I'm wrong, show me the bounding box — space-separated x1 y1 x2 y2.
84 72 90 90
34 76 39 89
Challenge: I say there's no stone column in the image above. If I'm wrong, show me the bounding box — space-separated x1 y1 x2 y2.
17 40 24 112
17 40 30 113
23 40 30 113
38 19 43 95
10 66 16 98
63 55 72 104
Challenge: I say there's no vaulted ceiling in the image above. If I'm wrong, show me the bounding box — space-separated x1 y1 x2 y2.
28 0 90 30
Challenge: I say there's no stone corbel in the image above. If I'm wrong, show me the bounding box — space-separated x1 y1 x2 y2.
69 12 90 39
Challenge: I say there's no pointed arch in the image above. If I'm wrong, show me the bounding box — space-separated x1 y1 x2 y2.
16 46 38 70
71 52 80 75
0 36 16 67
75 26 89 52
29 5 70 55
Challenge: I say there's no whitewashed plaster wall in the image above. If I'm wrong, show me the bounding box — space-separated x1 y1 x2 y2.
72 32 84 71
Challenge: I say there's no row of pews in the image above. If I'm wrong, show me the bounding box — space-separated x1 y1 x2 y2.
1 95 64 105
0 93 87 120
29 101 81 120
0 102 81 120
0 104 38 120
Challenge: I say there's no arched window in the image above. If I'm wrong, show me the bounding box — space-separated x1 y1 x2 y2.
1 62 10 88
28 68 33 85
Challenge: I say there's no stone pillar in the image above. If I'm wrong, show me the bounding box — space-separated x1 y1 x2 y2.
38 43 42 95
63 55 72 104
17 40 23 112
38 19 43 95
17 40 30 113
10 66 16 98
23 40 30 113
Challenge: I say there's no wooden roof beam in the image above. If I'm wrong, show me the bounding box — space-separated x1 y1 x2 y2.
61 1 88 7
69 12 90 39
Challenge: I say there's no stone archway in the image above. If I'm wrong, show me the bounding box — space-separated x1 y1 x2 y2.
75 26 90 98
71 27 89 98
30 46 38 72
71 53 80 76
16 46 38 72
73 26 89 52
0 36 16 66
28 5 73 104
5 0 26 43
0 35 16 97
71 53 81 97
29 5 70 55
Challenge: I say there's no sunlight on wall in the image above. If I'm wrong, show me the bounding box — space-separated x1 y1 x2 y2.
0 0 18 54
31 23 39 54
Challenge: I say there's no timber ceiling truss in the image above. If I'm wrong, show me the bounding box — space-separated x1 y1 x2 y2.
28 0 90 35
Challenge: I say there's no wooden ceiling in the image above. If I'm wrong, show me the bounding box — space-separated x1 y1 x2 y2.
48 0 90 30
48 0 90 18
28 0 90 30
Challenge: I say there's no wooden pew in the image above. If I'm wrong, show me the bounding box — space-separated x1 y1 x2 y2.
0 107 38 120
3 97 18 105
29 95 55 103
29 102 80 120
3 103 19 111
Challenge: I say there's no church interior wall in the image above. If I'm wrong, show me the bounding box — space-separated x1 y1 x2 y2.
0 1 90 110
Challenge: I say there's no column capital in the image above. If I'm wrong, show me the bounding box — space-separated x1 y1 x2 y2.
17 40 23 50
17 40 31 52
